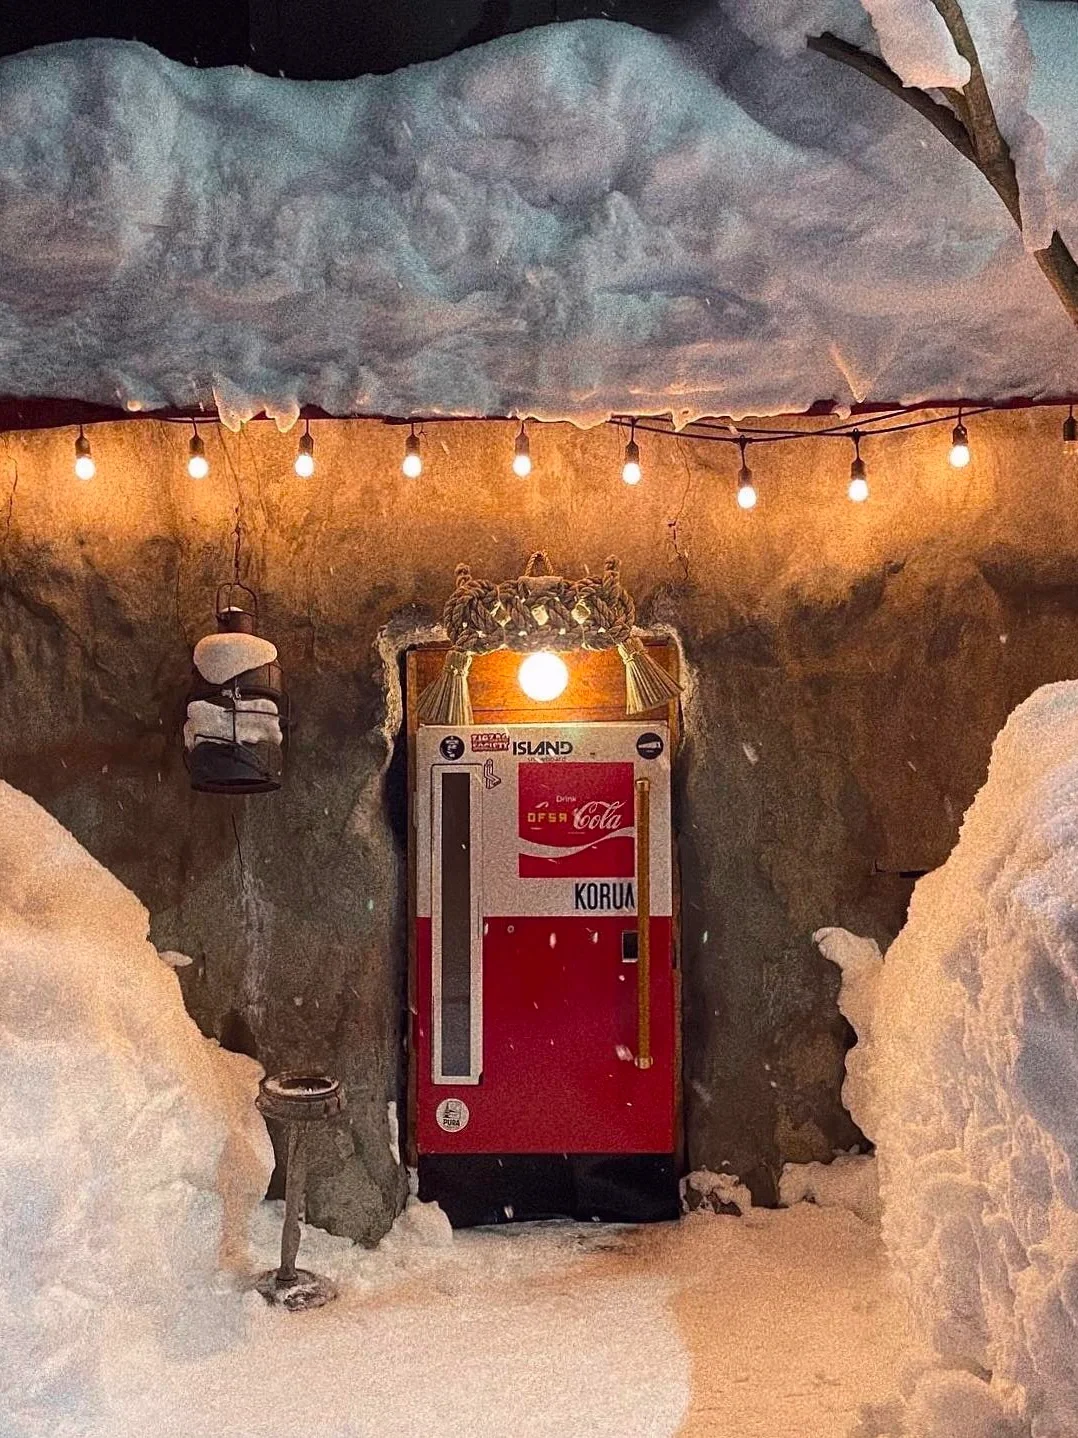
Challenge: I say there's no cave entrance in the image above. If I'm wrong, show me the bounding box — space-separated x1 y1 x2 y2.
405 642 682 1226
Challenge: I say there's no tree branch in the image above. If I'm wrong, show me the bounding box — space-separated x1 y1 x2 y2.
806 32 975 163
808 22 1078 328
926 0 1020 220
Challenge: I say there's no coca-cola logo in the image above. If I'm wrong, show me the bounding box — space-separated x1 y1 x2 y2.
572 800 627 833
518 762 636 878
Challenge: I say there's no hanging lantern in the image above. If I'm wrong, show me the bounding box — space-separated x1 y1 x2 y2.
184 579 291 794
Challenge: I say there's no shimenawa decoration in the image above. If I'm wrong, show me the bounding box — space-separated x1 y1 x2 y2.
416 551 681 724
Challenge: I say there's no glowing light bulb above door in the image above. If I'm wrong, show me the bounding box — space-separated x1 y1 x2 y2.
518 651 568 702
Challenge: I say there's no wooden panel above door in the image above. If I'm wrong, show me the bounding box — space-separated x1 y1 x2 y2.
407 641 680 734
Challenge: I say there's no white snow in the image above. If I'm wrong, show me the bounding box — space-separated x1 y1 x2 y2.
0 19 1076 425
183 697 283 750
857 0 971 90
819 683 1078 1437
0 780 273 1438
55 1200 909 1438
0 781 919 1434
681 1166 754 1215
192 632 279 685
780 1152 882 1226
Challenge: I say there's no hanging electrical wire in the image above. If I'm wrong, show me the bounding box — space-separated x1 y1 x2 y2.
11 395 1078 498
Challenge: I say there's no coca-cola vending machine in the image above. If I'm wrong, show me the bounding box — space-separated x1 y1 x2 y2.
413 722 678 1225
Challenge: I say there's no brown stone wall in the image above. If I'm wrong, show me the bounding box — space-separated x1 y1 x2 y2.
0 408 1072 1233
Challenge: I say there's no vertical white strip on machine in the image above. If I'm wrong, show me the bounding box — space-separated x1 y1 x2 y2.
430 764 484 1084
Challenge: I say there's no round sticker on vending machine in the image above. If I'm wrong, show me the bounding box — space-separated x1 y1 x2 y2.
435 1098 470 1132
636 732 664 760
439 735 465 761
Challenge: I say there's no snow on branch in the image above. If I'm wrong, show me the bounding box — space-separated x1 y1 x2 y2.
809 0 1078 326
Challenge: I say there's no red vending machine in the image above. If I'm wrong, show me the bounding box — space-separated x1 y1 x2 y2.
413 721 678 1225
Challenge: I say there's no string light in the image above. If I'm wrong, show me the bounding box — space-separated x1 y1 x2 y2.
512 421 532 477
73 426 95 481
187 423 209 479
16 398 1078 496
735 437 757 509
848 431 869 502
402 422 422 478
949 410 971 468
622 422 642 485
294 419 315 477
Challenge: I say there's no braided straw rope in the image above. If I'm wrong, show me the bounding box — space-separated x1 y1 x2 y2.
418 552 680 720
442 553 634 657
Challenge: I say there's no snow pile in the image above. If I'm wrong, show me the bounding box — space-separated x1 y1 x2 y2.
192 632 277 685
779 1152 881 1225
856 0 970 90
0 17 1077 425
0 781 273 1438
680 1167 753 1215
819 683 1078 1437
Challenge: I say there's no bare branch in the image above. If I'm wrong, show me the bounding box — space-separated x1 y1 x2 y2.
809 20 1078 328
1035 234 1078 327
807 32 975 163
926 0 1020 221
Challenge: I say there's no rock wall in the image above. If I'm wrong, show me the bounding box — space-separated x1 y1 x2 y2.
0 408 1072 1233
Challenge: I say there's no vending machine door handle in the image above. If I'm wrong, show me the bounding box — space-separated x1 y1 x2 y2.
635 776 653 1070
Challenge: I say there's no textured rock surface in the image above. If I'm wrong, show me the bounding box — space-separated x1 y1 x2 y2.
0 408 1071 1232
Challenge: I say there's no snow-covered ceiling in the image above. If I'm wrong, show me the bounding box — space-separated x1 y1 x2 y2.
0 1 1075 427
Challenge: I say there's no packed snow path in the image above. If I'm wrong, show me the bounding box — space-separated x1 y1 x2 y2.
93 1202 909 1438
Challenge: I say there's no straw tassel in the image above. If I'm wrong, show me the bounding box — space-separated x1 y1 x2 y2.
617 637 682 715
416 649 474 725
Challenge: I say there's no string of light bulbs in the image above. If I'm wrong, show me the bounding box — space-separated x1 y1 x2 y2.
59 398 1078 505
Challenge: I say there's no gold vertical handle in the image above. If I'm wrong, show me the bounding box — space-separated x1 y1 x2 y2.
635 776 653 1070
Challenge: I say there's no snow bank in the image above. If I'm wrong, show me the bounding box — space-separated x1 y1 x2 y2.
680 1167 753 1215
0 782 273 1438
0 20 1076 426
779 1152 881 1225
857 0 970 90
819 683 1078 1437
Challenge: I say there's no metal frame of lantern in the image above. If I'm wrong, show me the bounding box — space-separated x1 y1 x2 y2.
415 552 682 724
184 579 292 795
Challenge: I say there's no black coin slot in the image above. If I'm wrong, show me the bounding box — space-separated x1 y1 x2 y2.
621 930 639 963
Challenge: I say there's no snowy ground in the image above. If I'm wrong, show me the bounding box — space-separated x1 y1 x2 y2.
89 1200 910 1438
